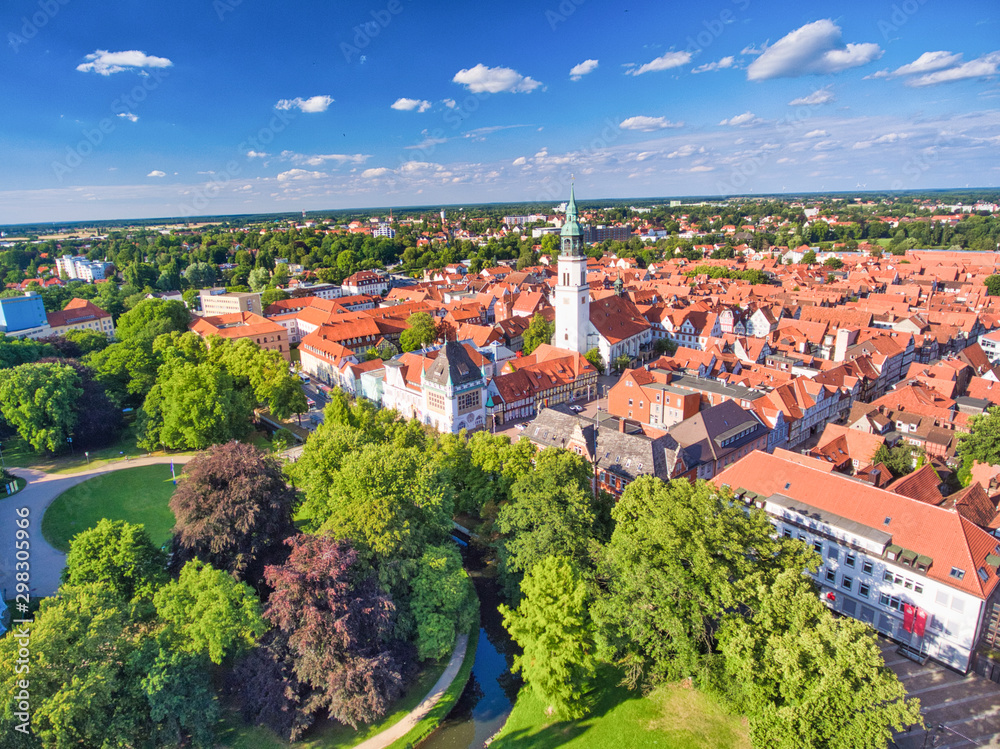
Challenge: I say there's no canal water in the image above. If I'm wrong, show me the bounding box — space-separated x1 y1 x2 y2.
418 541 521 749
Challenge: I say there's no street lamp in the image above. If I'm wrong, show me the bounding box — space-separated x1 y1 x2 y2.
84 451 90 465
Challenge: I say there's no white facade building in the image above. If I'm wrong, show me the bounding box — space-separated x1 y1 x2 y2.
553 188 590 356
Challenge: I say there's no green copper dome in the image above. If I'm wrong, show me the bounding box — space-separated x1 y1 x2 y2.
560 185 582 238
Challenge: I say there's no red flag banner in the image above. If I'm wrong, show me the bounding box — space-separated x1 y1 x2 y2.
826 592 836 602
903 604 915 633
914 608 928 637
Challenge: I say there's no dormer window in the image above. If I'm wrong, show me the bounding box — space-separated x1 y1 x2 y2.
949 567 965 580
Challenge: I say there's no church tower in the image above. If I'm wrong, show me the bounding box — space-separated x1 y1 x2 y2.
554 186 589 354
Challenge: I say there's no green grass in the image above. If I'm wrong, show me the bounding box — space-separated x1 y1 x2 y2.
41 465 180 552
217 655 453 748
0 419 195 476
490 666 749 749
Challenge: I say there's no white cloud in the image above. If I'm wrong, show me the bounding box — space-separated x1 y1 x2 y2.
361 167 391 179
627 51 692 76
391 97 432 112
77 49 173 75
719 111 761 127
687 165 715 173
399 161 443 173
280 151 369 166
146 170 166 178
274 95 334 113
741 44 767 56
442 98 457 108
569 59 599 81
666 144 705 158
276 169 327 182
116 113 139 123
747 20 882 81
406 132 449 149
906 51 1000 87
692 56 735 74
788 88 836 106
803 129 829 138
852 132 909 149
246 150 268 159
892 51 964 77
452 64 542 93
512 156 527 166
619 115 683 132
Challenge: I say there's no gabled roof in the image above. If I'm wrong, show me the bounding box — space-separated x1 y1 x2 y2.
423 340 482 388
887 464 945 505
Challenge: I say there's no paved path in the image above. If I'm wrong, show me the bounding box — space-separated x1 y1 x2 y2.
882 639 1000 748
0 455 194 600
353 633 470 749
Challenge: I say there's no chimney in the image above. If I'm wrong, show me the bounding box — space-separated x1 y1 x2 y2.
619 417 627 433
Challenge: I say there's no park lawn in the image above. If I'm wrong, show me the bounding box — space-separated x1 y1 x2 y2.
491 666 749 749
218 654 451 748
41 465 180 552
0 419 194 476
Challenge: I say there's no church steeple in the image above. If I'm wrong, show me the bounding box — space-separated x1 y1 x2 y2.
560 183 583 257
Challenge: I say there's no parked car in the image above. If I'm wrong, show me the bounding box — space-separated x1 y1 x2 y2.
570 405 583 413
298 372 310 382
306 397 316 408
517 422 529 430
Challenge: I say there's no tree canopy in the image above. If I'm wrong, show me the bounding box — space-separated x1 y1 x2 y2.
522 313 554 355
0 361 82 453
399 312 438 353
169 441 296 582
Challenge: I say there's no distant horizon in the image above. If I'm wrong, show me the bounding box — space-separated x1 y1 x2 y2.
2 0 997 224
2 186 999 233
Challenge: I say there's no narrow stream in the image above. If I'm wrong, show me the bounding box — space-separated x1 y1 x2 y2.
418 540 521 749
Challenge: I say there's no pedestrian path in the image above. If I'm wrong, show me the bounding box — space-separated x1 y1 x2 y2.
353 634 469 749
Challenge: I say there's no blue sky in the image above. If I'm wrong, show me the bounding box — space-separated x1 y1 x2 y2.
1 0 998 223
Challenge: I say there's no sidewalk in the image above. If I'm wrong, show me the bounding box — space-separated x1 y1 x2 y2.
353 633 469 749
0 455 195 599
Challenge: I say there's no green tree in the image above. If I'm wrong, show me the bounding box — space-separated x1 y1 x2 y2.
985 274 1000 296
801 250 817 264
957 406 1000 467
115 298 190 344
261 287 290 307
399 312 438 352
63 328 110 354
824 256 844 269
653 337 677 355
716 570 921 749
311 443 452 568
0 361 82 452
140 648 219 748
154 560 267 664
584 347 605 372
499 556 597 720
496 448 599 599
86 339 160 408
613 353 631 372
0 584 150 747
139 361 252 450
183 262 216 288
410 544 476 660
62 519 168 605
593 477 816 688
522 313 553 355
248 266 271 292
870 443 915 477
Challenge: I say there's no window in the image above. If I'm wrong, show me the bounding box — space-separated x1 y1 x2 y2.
782 528 792 539
845 554 856 568
841 576 853 591
949 567 965 580
914 582 923 594
813 541 823 554
883 570 894 583
862 560 874 575
826 570 836 583
879 592 890 606
827 547 838 561
457 390 481 411
859 582 870 598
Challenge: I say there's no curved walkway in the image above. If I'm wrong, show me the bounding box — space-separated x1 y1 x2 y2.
353 633 469 749
0 455 195 600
